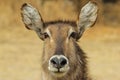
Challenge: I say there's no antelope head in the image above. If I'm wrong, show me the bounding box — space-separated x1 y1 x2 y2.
21 1 98 78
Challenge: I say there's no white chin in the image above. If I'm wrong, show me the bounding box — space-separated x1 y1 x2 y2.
48 65 70 77
48 68 69 77
51 71 67 77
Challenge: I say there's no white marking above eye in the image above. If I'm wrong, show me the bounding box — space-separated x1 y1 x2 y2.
68 28 75 37
45 28 53 42
66 28 75 43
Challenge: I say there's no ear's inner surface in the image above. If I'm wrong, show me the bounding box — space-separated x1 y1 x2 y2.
77 1 98 39
21 3 45 40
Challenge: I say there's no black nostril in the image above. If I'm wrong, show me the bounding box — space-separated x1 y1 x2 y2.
50 57 59 66
59 58 67 67
51 59 56 65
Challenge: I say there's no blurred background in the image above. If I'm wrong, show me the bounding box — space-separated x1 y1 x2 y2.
0 0 120 80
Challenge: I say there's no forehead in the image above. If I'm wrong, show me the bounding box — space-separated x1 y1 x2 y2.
45 20 77 27
47 24 72 40
44 21 77 33
48 24 71 33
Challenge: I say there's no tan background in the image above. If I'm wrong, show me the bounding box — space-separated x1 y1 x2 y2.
0 0 120 80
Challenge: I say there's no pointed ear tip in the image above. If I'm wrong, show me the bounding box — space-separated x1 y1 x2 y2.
21 3 29 10
23 3 28 7
89 1 98 6
21 3 27 10
89 1 99 11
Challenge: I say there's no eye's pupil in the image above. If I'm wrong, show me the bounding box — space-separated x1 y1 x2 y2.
44 33 49 39
70 32 77 39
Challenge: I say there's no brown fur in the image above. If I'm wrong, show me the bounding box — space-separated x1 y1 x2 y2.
40 22 90 80
21 1 98 80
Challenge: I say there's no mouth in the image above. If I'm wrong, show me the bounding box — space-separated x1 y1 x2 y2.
52 69 65 73
50 69 67 77
48 67 70 77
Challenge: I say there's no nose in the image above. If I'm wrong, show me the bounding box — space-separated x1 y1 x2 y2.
50 55 68 69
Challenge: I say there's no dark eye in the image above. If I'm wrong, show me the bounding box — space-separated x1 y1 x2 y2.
44 32 49 39
69 32 77 39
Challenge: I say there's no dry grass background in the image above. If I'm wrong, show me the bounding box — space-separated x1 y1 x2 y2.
0 0 120 80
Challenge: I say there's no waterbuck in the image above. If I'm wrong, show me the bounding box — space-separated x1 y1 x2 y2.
21 1 98 80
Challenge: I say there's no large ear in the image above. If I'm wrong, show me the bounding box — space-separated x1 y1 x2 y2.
21 3 44 40
77 1 98 39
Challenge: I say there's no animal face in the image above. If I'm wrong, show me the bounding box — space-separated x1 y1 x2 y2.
42 23 79 77
21 1 98 77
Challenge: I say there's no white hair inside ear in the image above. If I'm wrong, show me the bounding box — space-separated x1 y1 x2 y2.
78 1 98 29
76 1 98 39
21 3 45 40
